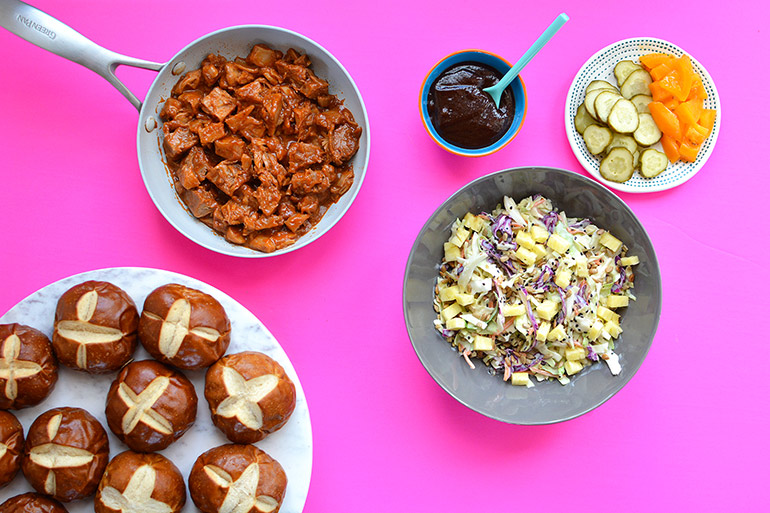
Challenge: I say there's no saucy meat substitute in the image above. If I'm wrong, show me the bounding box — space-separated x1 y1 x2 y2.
160 44 362 252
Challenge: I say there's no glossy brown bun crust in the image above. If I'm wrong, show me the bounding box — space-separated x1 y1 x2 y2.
139 284 230 370
52 281 138 373
188 444 287 513
0 493 68 513
205 352 295 443
0 410 24 486
0 324 58 410
94 451 186 513
22 407 109 502
105 360 197 452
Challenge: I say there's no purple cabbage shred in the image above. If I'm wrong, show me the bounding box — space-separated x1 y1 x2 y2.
611 256 627 293
480 238 516 276
542 211 559 233
575 281 589 307
556 287 568 325
533 265 553 290
491 214 514 241
512 352 544 372
569 218 590 231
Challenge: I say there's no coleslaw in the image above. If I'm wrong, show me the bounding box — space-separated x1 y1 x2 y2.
433 195 639 386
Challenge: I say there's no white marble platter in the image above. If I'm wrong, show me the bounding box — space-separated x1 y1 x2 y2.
0 267 312 512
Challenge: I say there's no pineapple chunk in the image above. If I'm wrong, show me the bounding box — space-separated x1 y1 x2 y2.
444 243 461 262
515 231 535 250
547 233 571 254
547 325 567 341
599 232 622 252
532 243 548 261
473 335 494 351
597 305 620 324
455 293 475 306
606 295 629 308
438 285 460 302
588 319 604 341
604 320 622 338
575 255 589 277
565 346 586 361
554 267 572 289
510 372 532 387
441 303 463 322
536 299 559 320
515 246 536 266
530 225 549 243
446 317 466 330
449 226 470 247
463 213 485 232
501 303 525 317
536 322 550 342
564 360 584 375
620 255 639 266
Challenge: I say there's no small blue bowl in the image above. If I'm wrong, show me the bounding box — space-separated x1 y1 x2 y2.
420 49 528 157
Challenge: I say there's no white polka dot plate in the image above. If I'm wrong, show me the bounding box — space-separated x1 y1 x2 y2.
0 267 311 513
565 37 721 193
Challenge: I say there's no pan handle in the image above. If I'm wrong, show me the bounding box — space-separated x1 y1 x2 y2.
0 0 165 111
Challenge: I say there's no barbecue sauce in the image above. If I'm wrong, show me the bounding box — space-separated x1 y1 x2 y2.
427 62 515 149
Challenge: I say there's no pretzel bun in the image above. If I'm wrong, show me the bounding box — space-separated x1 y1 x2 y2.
0 492 68 513
105 360 197 452
0 324 58 410
139 284 230 370
188 444 286 513
0 410 24 487
205 352 295 443
21 407 109 502
52 281 138 373
95 451 185 513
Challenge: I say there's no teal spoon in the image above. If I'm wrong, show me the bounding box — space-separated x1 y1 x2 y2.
484 12 569 108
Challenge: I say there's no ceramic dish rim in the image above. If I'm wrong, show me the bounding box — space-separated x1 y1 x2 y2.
138 24 371 258
564 36 721 193
419 49 528 157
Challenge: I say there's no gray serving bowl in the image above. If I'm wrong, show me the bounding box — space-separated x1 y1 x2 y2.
402 167 662 424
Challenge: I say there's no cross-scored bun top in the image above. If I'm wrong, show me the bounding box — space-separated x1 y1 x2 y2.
205 352 295 444
0 410 24 487
105 360 197 453
53 281 139 373
22 407 110 502
0 324 58 410
139 284 231 370
188 444 287 513
0 492 69 513
94 451 186 513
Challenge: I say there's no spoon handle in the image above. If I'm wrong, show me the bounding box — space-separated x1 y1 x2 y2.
501 13 569 84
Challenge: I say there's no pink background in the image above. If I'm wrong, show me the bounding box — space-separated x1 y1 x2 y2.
1 0 768 511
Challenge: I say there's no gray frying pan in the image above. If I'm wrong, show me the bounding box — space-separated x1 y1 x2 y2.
0 0 370 258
